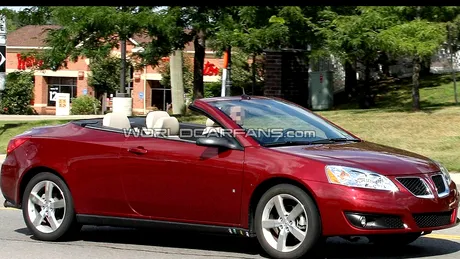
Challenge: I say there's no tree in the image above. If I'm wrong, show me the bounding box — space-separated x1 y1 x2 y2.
0 6 54 32
314 6 400 107
39 7 150 70
87 55 130 99
210 7 288 94
182 7 230 99
379 19 447 110
0 71 35 115
158 55 194 98
447 15 460 105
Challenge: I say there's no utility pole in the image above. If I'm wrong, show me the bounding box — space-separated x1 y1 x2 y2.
112 7 132 116
225 46 232 96
170 49 185 114
119 38 127 97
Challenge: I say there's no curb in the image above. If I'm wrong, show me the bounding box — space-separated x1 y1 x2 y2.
452 173 460 185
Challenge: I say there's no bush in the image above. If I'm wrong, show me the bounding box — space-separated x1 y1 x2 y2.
204 82 222 98
0 71 35 115
70 95 101 115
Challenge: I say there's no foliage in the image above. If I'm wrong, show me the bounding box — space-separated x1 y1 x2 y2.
38 6 152 70
0 7 54 32
158 54 194 97
229 50 264 95
0 72 35 115
314 7 398 63
210 7 289 55
70 95 101 115
204 82 222 98
87 55 130 97
379 19 447 59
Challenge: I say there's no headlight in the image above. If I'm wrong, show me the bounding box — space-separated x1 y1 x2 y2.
325 165 399 192
434 161 452 185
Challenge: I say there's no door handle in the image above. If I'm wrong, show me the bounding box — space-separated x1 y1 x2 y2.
127 146 148 155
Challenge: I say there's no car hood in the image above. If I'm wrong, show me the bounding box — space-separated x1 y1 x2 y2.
270 141 440 176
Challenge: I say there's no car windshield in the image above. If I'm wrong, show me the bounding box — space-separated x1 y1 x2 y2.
208 98 359 146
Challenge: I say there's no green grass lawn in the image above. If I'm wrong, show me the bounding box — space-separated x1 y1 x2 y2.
1 74 459 171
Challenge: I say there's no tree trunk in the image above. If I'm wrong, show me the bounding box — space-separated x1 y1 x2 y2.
170 49 185 115
193 29 205 100
252 53 256 95
358 61 371 109
420 56 431 77
412 56 421 111
344 60 357 99
379 52 391 78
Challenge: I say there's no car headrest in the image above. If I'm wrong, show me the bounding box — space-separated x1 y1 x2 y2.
146 111 170 129
206 118 217 127
102 112 131 129
154 117 180 136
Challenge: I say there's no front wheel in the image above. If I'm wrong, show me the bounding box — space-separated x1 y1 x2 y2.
22 172 81 241
254 184 322 259
367 232 421 246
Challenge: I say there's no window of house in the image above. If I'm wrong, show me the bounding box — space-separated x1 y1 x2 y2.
47 77 78 106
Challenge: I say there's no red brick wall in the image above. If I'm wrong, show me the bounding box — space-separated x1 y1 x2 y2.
33 75 48 114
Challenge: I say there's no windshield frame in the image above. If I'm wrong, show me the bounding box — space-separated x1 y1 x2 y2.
206 97 361 147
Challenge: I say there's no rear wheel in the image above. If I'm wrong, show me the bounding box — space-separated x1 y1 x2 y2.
368 232 421 246
22 172 81 241
254 184 321 259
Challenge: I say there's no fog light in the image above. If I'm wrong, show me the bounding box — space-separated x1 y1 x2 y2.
360 216 367 227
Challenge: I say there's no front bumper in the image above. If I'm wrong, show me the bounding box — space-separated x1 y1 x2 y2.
307 176 459 236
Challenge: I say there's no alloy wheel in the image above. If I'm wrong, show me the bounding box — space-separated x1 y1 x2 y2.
27 180 66 234
261 194 308 253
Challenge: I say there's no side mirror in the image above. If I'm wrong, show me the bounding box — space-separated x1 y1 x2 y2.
196 136 237 149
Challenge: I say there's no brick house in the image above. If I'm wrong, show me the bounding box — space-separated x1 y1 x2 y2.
5 25 224 115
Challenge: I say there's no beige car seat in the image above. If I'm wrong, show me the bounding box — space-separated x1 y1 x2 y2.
102 112 131 130
153 117 181 140
202 118 224 135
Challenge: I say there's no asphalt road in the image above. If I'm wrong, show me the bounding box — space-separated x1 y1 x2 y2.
0 193 459 259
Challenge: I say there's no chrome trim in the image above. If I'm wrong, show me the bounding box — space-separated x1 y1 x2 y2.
396 176 435 199
432 173 450 198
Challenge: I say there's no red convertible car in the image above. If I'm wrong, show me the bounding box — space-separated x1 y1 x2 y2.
1 96 459 259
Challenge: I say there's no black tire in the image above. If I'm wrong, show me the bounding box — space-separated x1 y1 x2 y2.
254 184 322 259
22 172 81 241
367 232 421 246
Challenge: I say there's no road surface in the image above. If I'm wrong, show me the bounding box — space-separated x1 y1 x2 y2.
1 191 459 259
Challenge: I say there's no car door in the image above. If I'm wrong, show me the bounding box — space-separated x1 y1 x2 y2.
119 135 245 225
67 127 133 217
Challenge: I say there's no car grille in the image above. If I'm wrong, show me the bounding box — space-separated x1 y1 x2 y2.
396 177 431 197
431 174 449 196
413 211 453 228
378 216 405 229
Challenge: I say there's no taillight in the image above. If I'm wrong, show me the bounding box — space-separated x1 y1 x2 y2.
6 137 30 155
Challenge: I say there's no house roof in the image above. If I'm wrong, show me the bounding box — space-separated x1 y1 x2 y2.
7 25 213 53
7 25 61 47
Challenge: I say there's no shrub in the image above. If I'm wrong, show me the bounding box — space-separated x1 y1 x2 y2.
204 82 222 98
0 71 35 115
70 95 101 115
